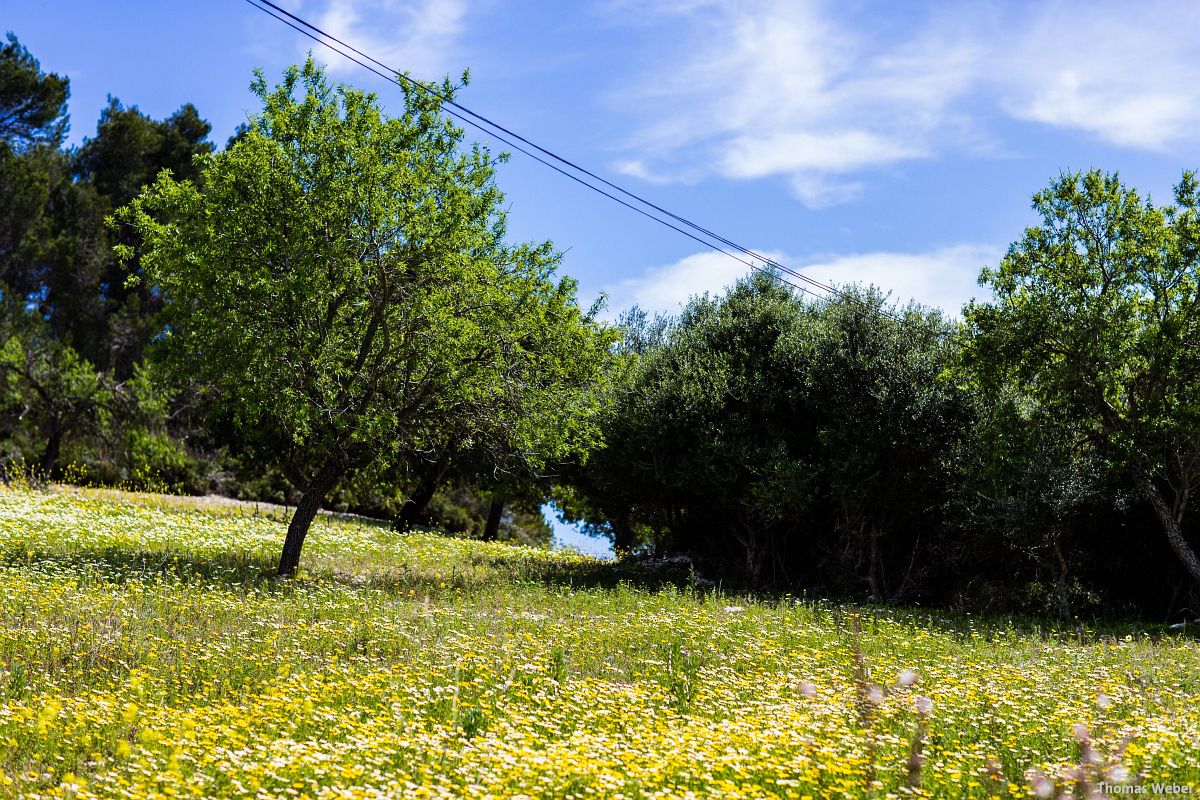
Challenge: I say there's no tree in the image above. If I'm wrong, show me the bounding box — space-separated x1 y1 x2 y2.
0 32 69 150
566 272 820 580
75 99 211 209
966 170 1200 585
71 98 213 374
0 294 109 475
118 59 614 575
796 288 966 601
0 33 73 308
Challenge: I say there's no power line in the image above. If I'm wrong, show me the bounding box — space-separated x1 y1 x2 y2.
245 0 843 296
240 0 929 329
239 0 827 301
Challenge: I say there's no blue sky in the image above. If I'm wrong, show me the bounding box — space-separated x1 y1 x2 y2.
10 0 1200 554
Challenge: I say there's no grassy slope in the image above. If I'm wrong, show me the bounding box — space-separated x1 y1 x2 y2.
1 486 1198 798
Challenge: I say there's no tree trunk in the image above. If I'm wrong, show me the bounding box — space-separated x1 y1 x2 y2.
610 511 635 552
1142 476 1200 585
866 530 883 601
277 463 340 577
482 493 505 541
395 476 440 532
40 428 62 478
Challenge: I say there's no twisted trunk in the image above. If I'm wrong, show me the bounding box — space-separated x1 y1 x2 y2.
1142 476 1200 585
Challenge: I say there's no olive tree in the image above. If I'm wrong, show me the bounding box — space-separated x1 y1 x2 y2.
118 59 614 575
966 170 1200 584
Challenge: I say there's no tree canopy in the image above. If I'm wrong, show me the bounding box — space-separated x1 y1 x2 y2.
118 59 615 575
0 32 69 150
966 169 1200 583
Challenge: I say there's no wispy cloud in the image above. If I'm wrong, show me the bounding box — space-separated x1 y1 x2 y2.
996 1 1200 150
606 0 981 207
607 0 1200 205
601 244 1000 318
294 0 470 79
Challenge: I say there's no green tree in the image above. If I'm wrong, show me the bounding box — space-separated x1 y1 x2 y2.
118 59 614 575
796 288 965 600
0 295 109 474
567 273 818 580
0 32 69 149
966 170 1200 584
0 33 72 305
567 276 969 593
72 98 213 374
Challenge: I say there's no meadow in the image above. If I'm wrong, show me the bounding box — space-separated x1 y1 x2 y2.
1 486 1199 799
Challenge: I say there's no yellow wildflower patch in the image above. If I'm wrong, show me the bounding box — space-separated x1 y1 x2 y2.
0 486 1198 798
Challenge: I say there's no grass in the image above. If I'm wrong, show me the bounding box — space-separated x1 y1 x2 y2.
1 485 1199 798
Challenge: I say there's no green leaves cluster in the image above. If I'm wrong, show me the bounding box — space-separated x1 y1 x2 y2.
966 169 1200 583
118 59 615 571
567 272 963 593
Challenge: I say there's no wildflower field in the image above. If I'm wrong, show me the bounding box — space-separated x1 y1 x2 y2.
1 487 1199 799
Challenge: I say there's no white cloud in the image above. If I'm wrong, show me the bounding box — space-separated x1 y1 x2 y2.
600 250 783 318
606 0 982 207
608 0 1200 204
996 1 1200 150
719 130 925 180
299 0 469 78
602 244 1000 318
798 244 1001 316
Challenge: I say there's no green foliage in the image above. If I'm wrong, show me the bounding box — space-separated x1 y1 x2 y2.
0 32 69 150
794 288 966 599
75 99 211 208
567 272 964 593
0 296 108 474
419 481 553 547
117 58 614 571
966 169 1200 584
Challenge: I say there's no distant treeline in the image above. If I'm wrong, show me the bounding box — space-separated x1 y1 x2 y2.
3 34 1200 618
559 275 1192 619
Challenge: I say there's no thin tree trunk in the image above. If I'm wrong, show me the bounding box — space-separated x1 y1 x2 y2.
610 511 634 552
40 428 62 478
277 463 340 577
482 493 505 541
395 476 440 532
867 529 883 601
1143 476 1200 585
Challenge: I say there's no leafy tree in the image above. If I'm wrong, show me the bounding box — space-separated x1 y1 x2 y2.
966 170 1200 584
70 98 213 374
796 288 965 600
75 99 211 209
0 295 108 474
567 273 819 580
567 275 969 594
0 146 64 300
0 32 69 150
0 33 72 306
954 390 1113 618
118 59 614 575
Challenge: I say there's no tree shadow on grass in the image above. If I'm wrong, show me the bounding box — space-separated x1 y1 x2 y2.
0 545 280 590
0 542 696 598
790 598 1200 648
13 542 1185 645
